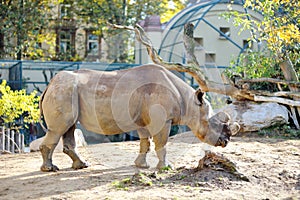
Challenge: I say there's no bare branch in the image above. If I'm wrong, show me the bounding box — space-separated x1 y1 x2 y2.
254 90 300 99
107 23 135 31
290 107 300 129
237 78 300 87
254 95 300 107
33 83 43 94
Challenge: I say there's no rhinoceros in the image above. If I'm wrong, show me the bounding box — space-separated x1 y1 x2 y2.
39 64 240 172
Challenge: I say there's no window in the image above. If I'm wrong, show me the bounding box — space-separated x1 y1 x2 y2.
60 4 71 19
194 37 203 49
205 53 216 64
219 27 230 39
60 31 71 53
87 34 99 56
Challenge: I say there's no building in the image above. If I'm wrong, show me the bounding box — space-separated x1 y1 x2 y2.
136 0 263 84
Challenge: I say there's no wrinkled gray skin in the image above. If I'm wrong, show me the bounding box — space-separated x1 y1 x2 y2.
39 64 240 172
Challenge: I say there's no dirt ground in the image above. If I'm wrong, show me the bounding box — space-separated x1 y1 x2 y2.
0 132 299 200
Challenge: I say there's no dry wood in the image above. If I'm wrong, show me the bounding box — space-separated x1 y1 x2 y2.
197 151 249 181
237 78 300 87
254 95 300 107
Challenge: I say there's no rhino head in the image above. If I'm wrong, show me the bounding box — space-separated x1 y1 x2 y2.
190 89 240 148
203 112 240 147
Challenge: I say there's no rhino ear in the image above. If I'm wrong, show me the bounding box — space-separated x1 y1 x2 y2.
229 122 240 135
194 88 204 106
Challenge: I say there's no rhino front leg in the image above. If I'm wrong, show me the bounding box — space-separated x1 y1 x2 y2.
62 125 88 170
40 132 61 172
152 121 172 169
135 128 151 168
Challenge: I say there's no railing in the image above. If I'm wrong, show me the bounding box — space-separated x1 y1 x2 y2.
0 127 24 154
0 60 140 92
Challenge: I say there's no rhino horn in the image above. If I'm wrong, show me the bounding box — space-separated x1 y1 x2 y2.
229 122 240 136
209 111 231 124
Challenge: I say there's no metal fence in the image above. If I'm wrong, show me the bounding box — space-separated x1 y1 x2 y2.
0 127 25 154
0 60 139 92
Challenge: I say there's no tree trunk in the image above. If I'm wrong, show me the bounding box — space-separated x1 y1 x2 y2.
0 31 4 58
16 0 24 60
279 59 300 128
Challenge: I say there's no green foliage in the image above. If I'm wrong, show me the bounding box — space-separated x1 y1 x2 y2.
76 0 185 62
234 52 280 79
0 0 54 60
0 80 40 126
225 51 281 78
257 124 300 139
222 0 299 86
224 0 300 64
1 0 185 61
225 51 284 91
111 178 131 191
159 165 173 172
111 172 153 190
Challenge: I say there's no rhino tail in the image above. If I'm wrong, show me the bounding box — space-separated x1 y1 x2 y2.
39 86 49 133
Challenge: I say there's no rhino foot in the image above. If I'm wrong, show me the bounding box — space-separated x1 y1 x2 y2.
134 153 150 168
135 162 150 168
40 164 59 172
72 160 89 170
156 161 173 170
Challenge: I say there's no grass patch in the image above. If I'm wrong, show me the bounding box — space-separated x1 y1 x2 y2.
111 178 131 190
111 172 153 190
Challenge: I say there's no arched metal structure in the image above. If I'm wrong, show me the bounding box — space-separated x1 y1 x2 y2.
158 0 262 67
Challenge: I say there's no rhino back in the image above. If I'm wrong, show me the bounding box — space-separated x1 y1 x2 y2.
75 65 190 135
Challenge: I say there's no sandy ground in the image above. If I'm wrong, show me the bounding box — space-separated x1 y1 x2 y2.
0 132 299 200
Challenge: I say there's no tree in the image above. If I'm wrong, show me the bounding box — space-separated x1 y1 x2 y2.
0 0 54 60
224 0 299 77
76 0 185 62
0 80 40 126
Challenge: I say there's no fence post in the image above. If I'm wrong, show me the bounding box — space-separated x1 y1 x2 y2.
0 127 25 153
0 126 4 151
6 128 10 152
21 133 24 152
10 130 15 153
15 131 21 153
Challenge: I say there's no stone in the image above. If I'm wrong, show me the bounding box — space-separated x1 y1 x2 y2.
30 129 87 152
217 101 289 132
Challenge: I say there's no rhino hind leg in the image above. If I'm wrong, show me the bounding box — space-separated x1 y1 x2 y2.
62 125 89 170
40 132 61 172
135 128 151 168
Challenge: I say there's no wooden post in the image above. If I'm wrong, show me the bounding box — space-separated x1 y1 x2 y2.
21 133 24 152
15 131 21 153
10 130 15 153
0 126 4 151
6 128 10 152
